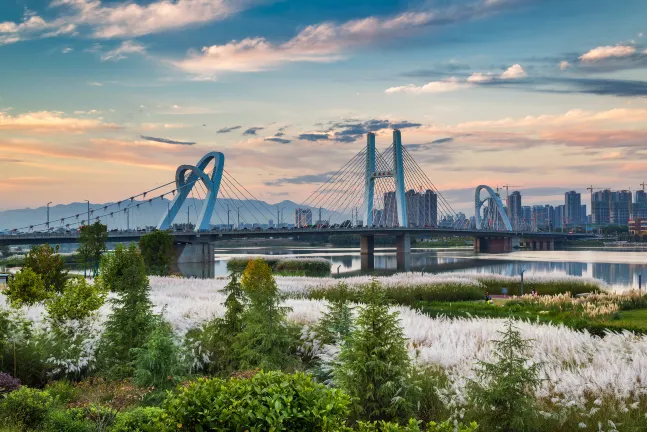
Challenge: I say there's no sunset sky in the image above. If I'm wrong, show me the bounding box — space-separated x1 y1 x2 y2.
1 0 647 214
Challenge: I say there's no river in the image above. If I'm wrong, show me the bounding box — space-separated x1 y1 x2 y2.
177 245 647 290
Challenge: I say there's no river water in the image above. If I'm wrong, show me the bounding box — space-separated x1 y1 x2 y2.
177 246 647 290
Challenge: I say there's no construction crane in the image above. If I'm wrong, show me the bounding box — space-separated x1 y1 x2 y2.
501 184 521 220
641 182 646 192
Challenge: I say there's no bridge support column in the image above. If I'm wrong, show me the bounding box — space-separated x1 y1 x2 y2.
360 235 374 271
396 233 411 271
549 239 554 251
474 237 512 253
173 242 215 265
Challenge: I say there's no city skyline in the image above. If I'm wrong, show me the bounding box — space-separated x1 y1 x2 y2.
2 0 647 215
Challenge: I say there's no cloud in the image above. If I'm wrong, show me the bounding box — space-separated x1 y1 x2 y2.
100 40 145 61
467 72 494 83
0 12 74 45
559 60 570 70
139 135 196 145
580 45 636 62
243 127 264 135
62 47 73 54
500 64 526 79
0 111 118 133
173 0 532 75
324 118 421 143
431 137 454 144
265 171 336 186
217 125 242 133
385 77 468 94
298 133 330 142
264 137 292 144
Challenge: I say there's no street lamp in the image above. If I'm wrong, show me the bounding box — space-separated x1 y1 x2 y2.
84 200 90 227
46 202 52 232
237 206 242 229
520 269 525 296
187 205 193 231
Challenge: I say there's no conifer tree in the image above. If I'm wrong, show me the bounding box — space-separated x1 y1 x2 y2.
335 280 414 422
315 282 353 346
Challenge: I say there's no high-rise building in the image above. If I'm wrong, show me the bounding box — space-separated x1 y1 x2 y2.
383 191 398 227
592 189 633 226
564 191 581 226
381 189 437 227
521 206 532 228
531 205 551 230
633 190 647 219
508 191 522 230
592 189 612 225
580 205 587 224
294 208 312 228
554 205 564 229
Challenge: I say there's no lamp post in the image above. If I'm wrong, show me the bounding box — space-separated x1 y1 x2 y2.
187 205 193 231
237 206 242 229
46 202 52 232
84 200 90 228
520 269 525 296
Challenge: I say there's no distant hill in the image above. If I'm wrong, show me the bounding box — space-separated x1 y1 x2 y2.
0 198 352 232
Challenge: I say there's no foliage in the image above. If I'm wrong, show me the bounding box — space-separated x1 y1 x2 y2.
314 282 354 346
44 409 94 432
275 257 331 274
45 276 106 322
466 318 541 431
0 245 10 258
355 419 479 431
97 244 154 377
70 378 154 410
335 280 415 422
0 309 47 386
163 371 351 431
45 379 79 404
24 243 68 293
411 367 448 423
0 386 53 431
4 267 49 307
0 372 20 394
78 222 108 277
112 407 165 432
139 230 176 276
226 256 281 272
132 316 187 389
234 259 298 370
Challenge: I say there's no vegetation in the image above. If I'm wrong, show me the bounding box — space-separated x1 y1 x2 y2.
227 256 331 275
138 230 175 276
78 221 108 277
45 276 106 322
4 268 49 307
0 386 53 431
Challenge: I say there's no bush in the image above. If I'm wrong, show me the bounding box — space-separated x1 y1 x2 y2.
163 371 350 431
0 386 54 430
139 230 175 276
4 267 49 307
0 372 20 394
45 379 78 404
24 244 68 293
275 258 331 274
355 419 478 431
44 409 94 432
226 257 281 272
46 276 106 322
112 407 165 432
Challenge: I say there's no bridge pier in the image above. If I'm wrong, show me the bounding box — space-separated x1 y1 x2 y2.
395 233 411 271
474 237 513 254
173 242 215 265
360 235 375 270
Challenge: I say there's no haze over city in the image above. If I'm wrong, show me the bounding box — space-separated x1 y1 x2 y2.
1 0 647 215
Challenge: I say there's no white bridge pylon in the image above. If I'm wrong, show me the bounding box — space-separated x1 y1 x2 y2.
157 152 224 232
474 185 513 231
364 129 408 228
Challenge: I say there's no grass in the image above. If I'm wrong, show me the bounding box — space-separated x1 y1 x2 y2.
226 257 330 276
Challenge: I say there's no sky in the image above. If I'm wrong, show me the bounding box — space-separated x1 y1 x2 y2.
1 0 647 215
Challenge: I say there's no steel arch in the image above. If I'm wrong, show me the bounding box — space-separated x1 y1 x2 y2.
474 185 513 231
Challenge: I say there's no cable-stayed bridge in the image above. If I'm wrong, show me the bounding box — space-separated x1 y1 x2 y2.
0 130 590 270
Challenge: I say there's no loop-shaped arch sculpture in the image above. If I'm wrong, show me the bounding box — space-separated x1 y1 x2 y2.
474 185 513 231
157 152 224 232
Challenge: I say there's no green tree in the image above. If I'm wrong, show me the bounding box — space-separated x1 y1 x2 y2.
335 280 414 422
0 245 10 258
78 222 108 277
315 282 354 346
466 318 541 431
97 244 154 377
4 268 49 307
138 230 175 276
23 244 67 293
233 259 297 370
45 276 106 322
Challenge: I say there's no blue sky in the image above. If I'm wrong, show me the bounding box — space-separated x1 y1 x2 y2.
1 0 647 214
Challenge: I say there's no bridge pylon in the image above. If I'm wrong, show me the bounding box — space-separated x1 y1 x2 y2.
363 129 408 228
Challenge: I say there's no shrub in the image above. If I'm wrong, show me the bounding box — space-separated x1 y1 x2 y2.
163 371 350 431
24 243 68 293
44 409 94 432
139 230 175 276
275 258 331 274
112 407 165 432
335 281 415 422
314 282 354 346
45 379 78 404
46 276 106 322
226 257 281 272
132 317 187 389
354 419 479 432
4 267 49 307
233 259 298 370
0 386 54 431
78 222 108 277
97 244 154 376
0 372 20 394
466 318 541 431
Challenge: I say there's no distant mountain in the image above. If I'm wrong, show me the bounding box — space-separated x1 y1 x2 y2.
0 198 353 232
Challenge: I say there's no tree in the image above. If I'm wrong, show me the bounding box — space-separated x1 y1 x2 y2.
315 282 353 346
138 230 176 276
78 222 108 277
335 280 414 422
466 318 541 432
0 245 10 258
233 259 297 371
23 244 67 293
4 268 48 307
45 276 106 322
97 244 153 377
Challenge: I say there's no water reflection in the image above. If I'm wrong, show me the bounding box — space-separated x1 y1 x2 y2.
177 247 647 290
